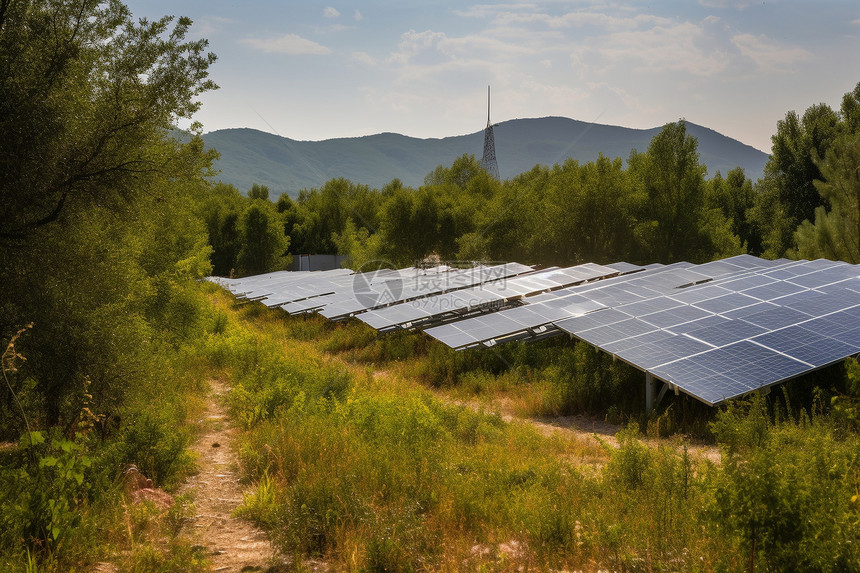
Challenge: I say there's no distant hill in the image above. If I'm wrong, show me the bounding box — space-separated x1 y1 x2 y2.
201 117 769 198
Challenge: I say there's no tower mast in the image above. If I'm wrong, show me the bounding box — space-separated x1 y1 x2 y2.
480 85 500 180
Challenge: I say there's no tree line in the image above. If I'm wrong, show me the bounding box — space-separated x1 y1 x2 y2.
203 82 860 275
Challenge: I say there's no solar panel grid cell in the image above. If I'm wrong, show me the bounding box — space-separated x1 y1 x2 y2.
668 284 733 304
788 339 860 367
692 292 760 314
742 281 807 301
684 320 768 347
665 314 730 334
640 305 713 329
740 306 814 330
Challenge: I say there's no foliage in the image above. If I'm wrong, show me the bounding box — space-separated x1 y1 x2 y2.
277 125 743 269
237 200 291 275
708 394 860 571
752 82 860 257
0 0 217 569
0 0 216 241
795 133 860 262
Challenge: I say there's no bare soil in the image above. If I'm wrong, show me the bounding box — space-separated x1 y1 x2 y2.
180 379 288 573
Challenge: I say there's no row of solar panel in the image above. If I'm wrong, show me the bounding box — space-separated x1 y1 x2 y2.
211 254 860 407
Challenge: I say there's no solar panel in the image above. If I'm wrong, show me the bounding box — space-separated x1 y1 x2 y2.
354 263 618 331
640 305 713 329
545 257 860 405
215 255 860 408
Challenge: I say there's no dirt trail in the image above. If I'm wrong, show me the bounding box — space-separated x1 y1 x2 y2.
180 379 287 572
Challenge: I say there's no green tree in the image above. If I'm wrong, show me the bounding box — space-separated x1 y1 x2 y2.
0 0 217 428
707 167 761 254
202 183 246 276
237 202 290 275
249 183 270 201
0 0 216 242
630 121 718 263
795 134 860 262
750 88 860 257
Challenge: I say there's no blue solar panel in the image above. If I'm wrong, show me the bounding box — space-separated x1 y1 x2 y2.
751 324 827 354
779 289 859 317
552 308 631 331
715 273 777 292
665 314 730 334
668 284 733 304
828 325 860 351
692 292 760 314
640 305 713 328
718 301 779 320
787 267 851 289
743 281 807 301
561 317 657 346
741 306 814 330
786 339 860 367
617 297 683 316
685 321 768 346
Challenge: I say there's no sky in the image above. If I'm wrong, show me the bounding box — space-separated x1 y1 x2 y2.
124 1 860 153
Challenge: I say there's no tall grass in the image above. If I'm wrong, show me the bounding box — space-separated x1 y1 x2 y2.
208 293 860 572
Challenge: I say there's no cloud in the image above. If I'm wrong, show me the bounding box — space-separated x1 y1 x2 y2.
731 33 812 72
350 51 375 65
195 15 234 36
241 34 331 55
698 0 753 8
354 10 363 21
598 21 731 76
388 29 448 65
324 7 340 18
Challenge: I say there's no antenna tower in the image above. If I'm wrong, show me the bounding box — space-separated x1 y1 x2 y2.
480 86 500 180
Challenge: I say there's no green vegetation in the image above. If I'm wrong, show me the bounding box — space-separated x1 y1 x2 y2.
2 0 860 570
1 0 217 569
201 293 860 572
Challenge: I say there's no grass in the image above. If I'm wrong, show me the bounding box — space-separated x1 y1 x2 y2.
207 291 860 572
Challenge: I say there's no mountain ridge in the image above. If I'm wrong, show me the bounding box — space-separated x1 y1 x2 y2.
201 117 769 197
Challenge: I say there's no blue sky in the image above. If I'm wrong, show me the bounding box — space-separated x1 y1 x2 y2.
125 1 860 153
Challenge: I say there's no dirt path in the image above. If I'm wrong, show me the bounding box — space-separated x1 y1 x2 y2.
181 379 287 573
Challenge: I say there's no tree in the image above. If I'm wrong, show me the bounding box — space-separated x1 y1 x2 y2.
631 121 716 263
0 0 217 428
750 90 860 257
707 168 761 254
249 183 270 201
201 183 246 276
0 0 217 242
237 202 291 275
795 134 860 262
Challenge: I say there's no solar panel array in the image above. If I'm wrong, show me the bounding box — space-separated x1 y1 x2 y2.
358 262 639 332
211 254 860 407
316 262 534 320
549 256 860 405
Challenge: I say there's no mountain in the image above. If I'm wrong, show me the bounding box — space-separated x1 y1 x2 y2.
201 117 769 198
